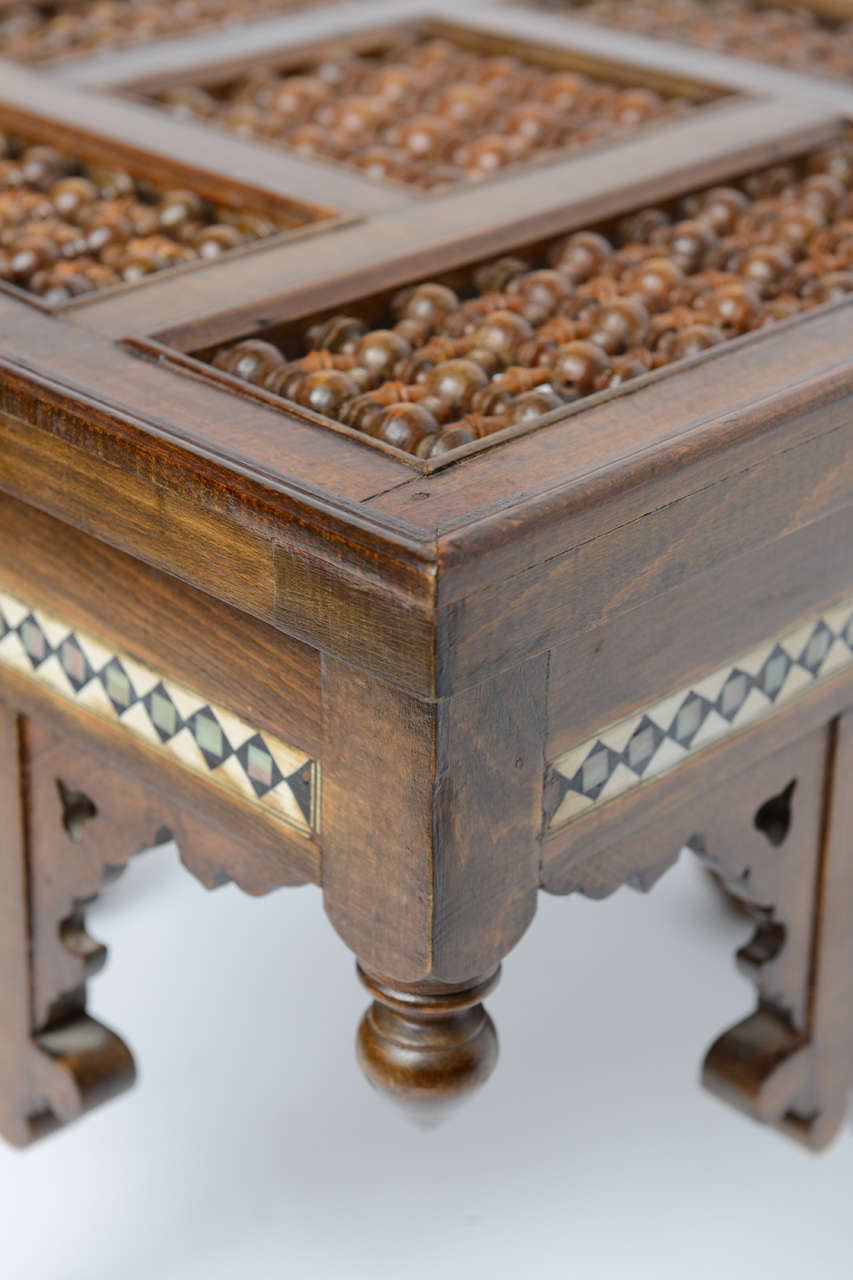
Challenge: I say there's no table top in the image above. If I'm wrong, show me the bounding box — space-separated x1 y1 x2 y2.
1 0 852 703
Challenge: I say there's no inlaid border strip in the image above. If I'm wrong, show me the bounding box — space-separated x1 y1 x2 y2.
547 598 853 833
0 589 320 836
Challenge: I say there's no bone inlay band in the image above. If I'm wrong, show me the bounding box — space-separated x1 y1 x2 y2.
0 588 319 836
547 598 853 833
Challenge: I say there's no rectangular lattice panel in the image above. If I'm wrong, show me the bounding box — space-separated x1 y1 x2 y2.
523 0 853 83
136 127 853 464
123 20 727 195
0 0 345 65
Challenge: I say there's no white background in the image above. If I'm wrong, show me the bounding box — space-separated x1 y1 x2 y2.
1 846 851 1280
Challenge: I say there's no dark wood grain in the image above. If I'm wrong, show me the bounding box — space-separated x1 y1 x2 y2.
432 361 853 693
321 651 546 1111
547 504 853 758
1 3 853 1141
321 654 547 984
0 491 324 754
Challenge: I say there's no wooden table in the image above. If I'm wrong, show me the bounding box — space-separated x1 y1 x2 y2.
0 0 852 1150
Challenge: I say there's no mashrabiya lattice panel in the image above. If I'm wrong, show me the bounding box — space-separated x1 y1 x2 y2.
0 588 319 836
548 598 853 832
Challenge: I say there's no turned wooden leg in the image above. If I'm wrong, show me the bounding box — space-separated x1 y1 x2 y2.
321 655 548 1125
356 966 500 1123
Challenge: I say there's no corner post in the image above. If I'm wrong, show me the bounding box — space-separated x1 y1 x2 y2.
321 653 549 1117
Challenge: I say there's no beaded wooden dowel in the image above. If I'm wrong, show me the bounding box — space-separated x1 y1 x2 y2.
526 0 853 83
0 0 343 65
144 30 696 191
190 134 853 458
0 130 297 302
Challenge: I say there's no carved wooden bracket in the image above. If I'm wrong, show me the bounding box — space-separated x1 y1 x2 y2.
0 709 307 1148
541 717 853 1150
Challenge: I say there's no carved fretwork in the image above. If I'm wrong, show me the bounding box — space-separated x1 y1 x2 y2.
0 712 307 1148
541 720 853 1150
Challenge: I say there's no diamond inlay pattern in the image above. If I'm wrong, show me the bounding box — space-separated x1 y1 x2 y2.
0 589 319 836
547 599 853 833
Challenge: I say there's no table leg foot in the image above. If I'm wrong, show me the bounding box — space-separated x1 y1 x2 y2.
355 965 500 1125
27 1015 136 1144
702 1009 811 1131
